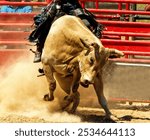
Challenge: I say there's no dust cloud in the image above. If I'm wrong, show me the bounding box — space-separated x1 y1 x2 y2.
0 55 81 122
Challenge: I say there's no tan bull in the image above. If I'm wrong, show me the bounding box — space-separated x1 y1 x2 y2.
41 15 124 119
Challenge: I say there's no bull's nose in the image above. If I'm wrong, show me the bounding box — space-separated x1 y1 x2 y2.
80 79 92 88
84 79 94 84
80 81 89 88
84 80 89 85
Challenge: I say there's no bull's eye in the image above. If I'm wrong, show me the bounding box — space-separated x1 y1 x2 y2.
90 57 94 65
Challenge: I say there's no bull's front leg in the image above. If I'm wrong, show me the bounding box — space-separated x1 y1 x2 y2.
62 69 80 113
93 72 119 121
43 64 56 101
69 69 81 113
93 73 111 117
69 83 80 114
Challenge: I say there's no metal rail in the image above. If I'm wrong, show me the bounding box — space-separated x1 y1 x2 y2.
81 0 150 4
90 9 150 15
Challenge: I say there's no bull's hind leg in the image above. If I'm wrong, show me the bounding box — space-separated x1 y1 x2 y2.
43 64 56 101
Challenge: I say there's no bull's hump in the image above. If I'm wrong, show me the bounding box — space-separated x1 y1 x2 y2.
52 15 80 29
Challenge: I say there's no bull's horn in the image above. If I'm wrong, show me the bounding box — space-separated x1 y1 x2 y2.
90 43 99 51
109 49 124 58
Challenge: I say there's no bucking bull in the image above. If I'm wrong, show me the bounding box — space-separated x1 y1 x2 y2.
41 15 124 119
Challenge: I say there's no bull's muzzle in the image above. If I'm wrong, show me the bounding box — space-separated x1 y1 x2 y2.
80 79 93 88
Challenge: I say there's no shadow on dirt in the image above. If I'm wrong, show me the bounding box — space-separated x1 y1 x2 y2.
119 115 150 122
75 108 150 123
78 114 117 123
76 113 150 123
75 110 117 123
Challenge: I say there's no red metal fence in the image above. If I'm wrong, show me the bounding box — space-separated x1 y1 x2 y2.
0 0 150 103
1 0 149 62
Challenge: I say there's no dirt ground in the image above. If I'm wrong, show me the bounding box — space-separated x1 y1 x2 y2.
0 105 149 123
0 56 149 123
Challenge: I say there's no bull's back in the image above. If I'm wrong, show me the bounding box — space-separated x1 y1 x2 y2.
46 15 99 45
42 15 102 64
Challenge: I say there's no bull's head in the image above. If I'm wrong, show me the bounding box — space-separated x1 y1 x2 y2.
78 39 124 88
78 40 101 87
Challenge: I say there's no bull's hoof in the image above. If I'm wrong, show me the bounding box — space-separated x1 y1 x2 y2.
104 114 119 122
110 114 119 121
80 82 89 88
43 94 54 101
